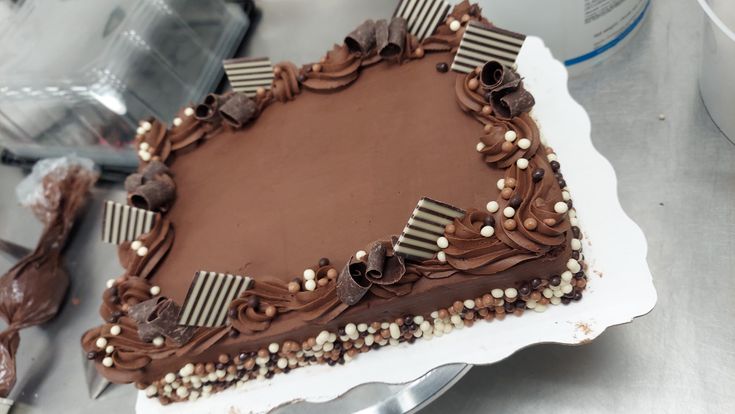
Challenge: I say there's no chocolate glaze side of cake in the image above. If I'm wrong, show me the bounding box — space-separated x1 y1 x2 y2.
82 2 587 404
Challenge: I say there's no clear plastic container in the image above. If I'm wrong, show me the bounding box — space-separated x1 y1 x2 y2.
0 0 248 168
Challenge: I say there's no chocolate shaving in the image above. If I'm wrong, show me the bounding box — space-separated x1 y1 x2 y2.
128 174 175 212
380 18 407 58
336 258 371 306
345 19 376 54
129 297 195 345
480 60 535 119
218 92 258 128
365 242 387 279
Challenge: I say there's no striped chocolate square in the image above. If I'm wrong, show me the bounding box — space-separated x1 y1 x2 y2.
394 197 466 260
223 57 275 96
395 0 451 41
451 21 526 73
177 271 252 328
101 201 156 245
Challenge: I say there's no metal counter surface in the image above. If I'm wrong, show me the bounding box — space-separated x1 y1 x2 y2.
0 0 732 412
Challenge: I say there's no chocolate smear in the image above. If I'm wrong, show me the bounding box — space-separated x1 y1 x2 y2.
336 258 371 306
0 157 97 397
345 19 376 54
218 92 258 128
365 242 387 279
129 297 195 345
380 18 407 58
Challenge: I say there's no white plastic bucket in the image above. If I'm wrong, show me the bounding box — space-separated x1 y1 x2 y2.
478 0 650 74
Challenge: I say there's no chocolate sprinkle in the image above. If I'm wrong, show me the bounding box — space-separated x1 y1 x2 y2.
345 20 376 54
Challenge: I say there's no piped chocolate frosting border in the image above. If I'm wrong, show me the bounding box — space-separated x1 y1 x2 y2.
82 1 588 405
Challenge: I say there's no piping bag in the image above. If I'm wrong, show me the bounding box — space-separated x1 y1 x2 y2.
0 156 98 397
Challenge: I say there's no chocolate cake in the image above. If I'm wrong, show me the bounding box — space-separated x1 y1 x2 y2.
82 1 587 405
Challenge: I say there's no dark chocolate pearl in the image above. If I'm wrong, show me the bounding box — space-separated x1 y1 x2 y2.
337 327 346 336
407 336 416 344
550 275 561 286
531 278 542 289
508 195 522 209
246 295 260 310
318 257 330 267
228 329 240 338
237 370 246 378
515 300 526 309
86 351 98 360
574 291 583 301
532 168 545 182
550 160 560 172
338 358 346 365
504 302 515 313
327 359 337 366
572 226 581 238
215 363 225 371
333 341 342 350
238 352 248 361
519 285 531 296
554 172 563 179
265 371 274 379
561 297 571 305
574 271 586 279
283 367 291 374
566 200 574 209
404 315 414 325
571 251 580 260
558 178 567 188
436 62 449 73
483 215 496 227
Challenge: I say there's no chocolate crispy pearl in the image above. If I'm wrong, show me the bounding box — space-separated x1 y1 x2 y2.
436 62 449 72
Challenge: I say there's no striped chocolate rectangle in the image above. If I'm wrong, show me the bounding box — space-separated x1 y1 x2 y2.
177 271 251 328
101 201 156 245
395 0 451 41
451 21 526 73
223 57 275 96
394 197 466 260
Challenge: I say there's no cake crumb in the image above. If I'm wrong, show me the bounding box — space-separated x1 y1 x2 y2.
575 322 592 335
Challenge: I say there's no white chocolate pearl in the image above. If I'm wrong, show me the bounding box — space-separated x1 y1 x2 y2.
105 345 114 354
476 142 486 152
96 337 107 349
480 226 494 237
486 201 499 213
543 288 553 298
136 246 148 257
150 286 161 296
554 201 569 214
145 385 158 397
534 304 547 313
304 279 316 291
517 138 531 149
571 238 582 251
550 296 562 305
504 130 517 142
547 153 558 162
327 332 337 343
491 288 504 298
130 240 142 251
357 323 368 332
173 117 182 127
316 330 330 345
463 299 475 309
176 387 189 398
503 207 515 218
345 323 357 337
437 251 447 262
570 217 579 227
139 150 151 162
496 179 505 190
184 107 194 117
449 20 461 31
355 250 367 261
110 325 121 336
164 373 176 383
562 284 573 294
562 190 571 201
102 357 114 367
277 358 288 369
567 258 581 273
142 121 152 131
136 126 146 136
106 279 116 289
179 363 195 377
505 288 518 299
268 342 279 353
516 158 529 169
153 336 165 347
568 209 577 218
139 142 150 151
389 323 401 339
303 269 316 281
561 271 573 282
436 237 449 249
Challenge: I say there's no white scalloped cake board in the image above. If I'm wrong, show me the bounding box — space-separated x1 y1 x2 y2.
136 36 657 414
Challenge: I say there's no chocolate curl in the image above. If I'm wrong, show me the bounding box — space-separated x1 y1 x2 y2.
380 18 407 58
495 88 535 119
141 160 170 180
128 174 175 212
365 242 387 279
480 60 519 91
124 173 144 192
129 297 195 345
194 94 223 121
336 259 372 306
345 19 376 54
375 254 406 285
0 158 97 397
218 92 258 128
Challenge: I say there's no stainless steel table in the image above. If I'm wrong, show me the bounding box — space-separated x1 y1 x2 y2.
1 0 733 412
